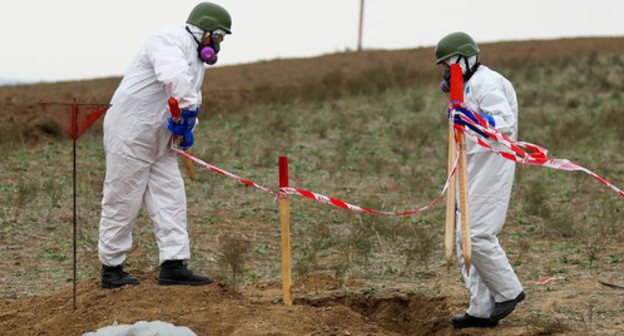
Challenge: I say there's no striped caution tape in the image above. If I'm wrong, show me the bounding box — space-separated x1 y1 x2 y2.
450 104 624 198
172 145 459 216
172 147 275 195
172 105 622 217
278 157 458 216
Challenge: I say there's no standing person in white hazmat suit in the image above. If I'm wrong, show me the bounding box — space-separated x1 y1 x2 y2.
435 32 526 328
98 2 231 289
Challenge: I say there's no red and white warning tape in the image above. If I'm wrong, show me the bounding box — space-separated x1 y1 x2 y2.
172 145 459 216
172 147 275 195
172 108 622 217
278 157 458 216
451 105 624 198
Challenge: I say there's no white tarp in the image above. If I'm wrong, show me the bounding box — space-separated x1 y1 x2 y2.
83 320 196 336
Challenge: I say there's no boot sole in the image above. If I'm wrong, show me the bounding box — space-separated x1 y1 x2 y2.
158 279 213 286
101 282 140 289
452 320 499 328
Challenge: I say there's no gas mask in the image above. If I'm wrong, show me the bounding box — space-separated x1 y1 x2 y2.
186 26 225 65
439 55 480 93
440 69 451 93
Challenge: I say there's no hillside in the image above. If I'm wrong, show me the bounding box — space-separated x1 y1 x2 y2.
1 37 624 336
1 37 623 144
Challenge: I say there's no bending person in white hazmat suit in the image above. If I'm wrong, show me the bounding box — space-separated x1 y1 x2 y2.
98 2 231 288
435 32 525 328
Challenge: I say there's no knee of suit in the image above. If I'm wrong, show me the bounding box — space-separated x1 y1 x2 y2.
470 234 501 253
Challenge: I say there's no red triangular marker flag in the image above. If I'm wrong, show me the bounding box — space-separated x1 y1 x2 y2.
43 102 109 140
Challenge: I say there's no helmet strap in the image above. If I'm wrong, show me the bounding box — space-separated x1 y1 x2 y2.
186 25 203 45
461 55 480 83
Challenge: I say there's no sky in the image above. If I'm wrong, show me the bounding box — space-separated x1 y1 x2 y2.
1 0 623 83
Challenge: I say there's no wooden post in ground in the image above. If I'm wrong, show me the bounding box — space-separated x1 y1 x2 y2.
450 63 471 274
278 156 293 306
445 116 457 270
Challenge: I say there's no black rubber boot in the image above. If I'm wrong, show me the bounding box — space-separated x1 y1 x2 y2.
451 314 499 328
490 291 526 321
101 265 140 289
158 260 213 286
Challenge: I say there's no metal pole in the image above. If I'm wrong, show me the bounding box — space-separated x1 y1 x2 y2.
40 100 109 310
358 0 364 51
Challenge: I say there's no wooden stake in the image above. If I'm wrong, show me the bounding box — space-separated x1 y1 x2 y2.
450 64 471 274
278 156 293 306
184 149 196 180
457 132 471 274
444 120 456 269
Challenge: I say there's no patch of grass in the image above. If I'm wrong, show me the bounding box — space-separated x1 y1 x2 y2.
42 247 67 262
528 313 571 335
12 177 39 220
520 178 551 219
217 233 252 289
402 219 438 272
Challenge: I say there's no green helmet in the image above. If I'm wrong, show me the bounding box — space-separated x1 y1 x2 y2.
187 2 232 34
434 32 479 64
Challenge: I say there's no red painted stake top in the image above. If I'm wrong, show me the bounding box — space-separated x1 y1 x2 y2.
279 156 289 188
450 63 464 103
168 97 181 121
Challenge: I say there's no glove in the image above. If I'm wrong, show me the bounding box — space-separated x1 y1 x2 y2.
178 130 194 150
448 101 496 138
168 107 199 136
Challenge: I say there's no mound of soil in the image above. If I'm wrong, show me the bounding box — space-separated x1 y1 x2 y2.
1 272 457 336
7 269 610 336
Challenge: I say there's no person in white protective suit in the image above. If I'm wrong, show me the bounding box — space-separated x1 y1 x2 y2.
98 2 232 289
435 32 525 328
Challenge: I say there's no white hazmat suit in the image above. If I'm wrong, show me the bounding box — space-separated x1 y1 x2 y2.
98 25 206 267
451 56 524 318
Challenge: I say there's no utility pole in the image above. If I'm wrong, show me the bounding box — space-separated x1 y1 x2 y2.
358 0 364 51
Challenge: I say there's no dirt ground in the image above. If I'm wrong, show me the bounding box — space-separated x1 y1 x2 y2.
1 266 623 335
